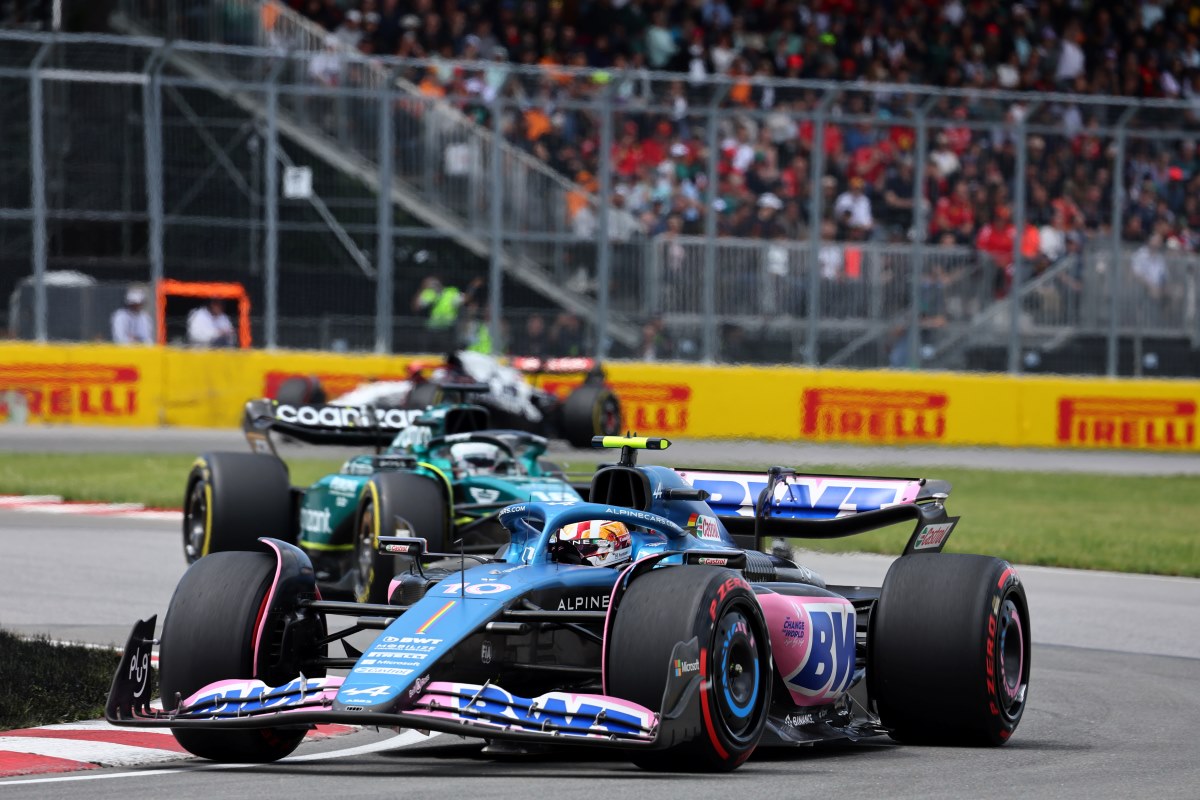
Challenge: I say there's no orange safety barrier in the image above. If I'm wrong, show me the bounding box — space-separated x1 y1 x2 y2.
156 279 252 349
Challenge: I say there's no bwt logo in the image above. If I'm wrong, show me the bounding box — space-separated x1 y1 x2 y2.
785 603 855 700
1057 397 1196 449
680 471 909 519
802 388 947 442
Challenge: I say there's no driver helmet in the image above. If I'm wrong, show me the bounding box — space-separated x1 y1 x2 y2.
557 520 632 568
449 441 511 477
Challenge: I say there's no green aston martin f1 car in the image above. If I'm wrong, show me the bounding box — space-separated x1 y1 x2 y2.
183 398 583 603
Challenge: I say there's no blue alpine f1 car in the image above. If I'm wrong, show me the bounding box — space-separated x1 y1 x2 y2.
107 436 1030 772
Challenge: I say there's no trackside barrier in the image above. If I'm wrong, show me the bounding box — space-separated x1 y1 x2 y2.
1 343 1198 452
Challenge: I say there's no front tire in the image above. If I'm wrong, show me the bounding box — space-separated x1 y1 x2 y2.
868 553 1030 745
183 452 292 564
607 567 771 771
560 384 621 448
159 551 326 762
353 472 449 604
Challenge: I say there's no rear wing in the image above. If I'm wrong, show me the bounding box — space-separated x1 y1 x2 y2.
509 356 596 374
242 399 420 453
676 467 956 555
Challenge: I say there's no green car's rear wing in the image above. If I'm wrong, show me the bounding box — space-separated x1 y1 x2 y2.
242 399 421 453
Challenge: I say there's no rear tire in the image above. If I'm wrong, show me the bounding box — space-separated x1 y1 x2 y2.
607 567 771 772
183 453 292 564
353 472 449 604
406 382 443 410
868 553 1030 746
561 385 621 448
274 375 325 406
159 551 326 762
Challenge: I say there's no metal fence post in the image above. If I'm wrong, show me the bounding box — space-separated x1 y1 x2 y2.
29 43 50 342
489 75 510 356
594 82 615 360
907 103 932 369
806 92 837 366
1006 110 1034 374
1109 107 1137 377
264 61 282 349
375 72 394 354
143 50 165 308
701 86 728 363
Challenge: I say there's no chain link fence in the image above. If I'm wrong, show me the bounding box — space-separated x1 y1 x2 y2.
3 26 1200 377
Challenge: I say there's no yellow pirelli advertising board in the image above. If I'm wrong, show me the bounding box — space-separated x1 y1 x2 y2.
2 342 1198 452
0 343 164 426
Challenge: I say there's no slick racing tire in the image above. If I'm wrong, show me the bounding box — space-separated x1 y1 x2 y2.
159 551 326 762
868 553 1030 746
560 384 621 449
274 375 326 406
353 471 449 604
183 453 292 564
607 566 771 772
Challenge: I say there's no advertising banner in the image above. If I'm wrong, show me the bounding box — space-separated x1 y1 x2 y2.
4 342 1200 453
0 344 162 426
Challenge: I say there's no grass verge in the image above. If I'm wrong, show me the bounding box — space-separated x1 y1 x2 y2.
0 452 346 510
0 630 135 731
0 452 1197 577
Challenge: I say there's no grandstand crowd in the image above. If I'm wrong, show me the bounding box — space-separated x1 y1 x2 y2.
289 0 1200 280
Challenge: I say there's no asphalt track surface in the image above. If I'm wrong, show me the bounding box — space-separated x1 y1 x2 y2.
2 510 1198 799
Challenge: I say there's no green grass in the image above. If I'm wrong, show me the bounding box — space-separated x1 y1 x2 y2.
0 452 346 510
1 453 1197 577
782 466 1200 577
0 631 134 731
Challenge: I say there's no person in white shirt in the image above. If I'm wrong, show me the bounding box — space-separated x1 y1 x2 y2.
834 176 874 237
187 299 236 347
1131 235 1167 301
111 287 154 345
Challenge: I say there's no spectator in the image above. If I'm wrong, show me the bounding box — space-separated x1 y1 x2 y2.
1131 234 1168 304
635 318 673 361
187 299 236 347
933 180 976 244
412 275 482 331
512 314 548 358
548 311 586 357
308 34 342 86
285 0 1200 272
834 176 873 239
111 287 153 345
880 158 917 236
333 9 363 50
644 11 678 69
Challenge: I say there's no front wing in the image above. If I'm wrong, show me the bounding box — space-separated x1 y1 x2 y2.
107 618 689 750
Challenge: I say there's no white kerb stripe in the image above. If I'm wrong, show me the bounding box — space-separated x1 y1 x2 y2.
0 730 437 786
0 737 187 767
32 721 175 734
